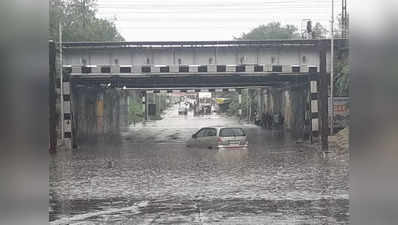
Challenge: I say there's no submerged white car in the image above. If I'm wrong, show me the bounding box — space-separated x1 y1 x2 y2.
186 127 248 150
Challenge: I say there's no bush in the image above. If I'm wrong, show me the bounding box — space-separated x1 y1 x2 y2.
128 99 144 124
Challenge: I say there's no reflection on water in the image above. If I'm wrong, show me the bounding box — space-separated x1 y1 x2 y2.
214 149 249 162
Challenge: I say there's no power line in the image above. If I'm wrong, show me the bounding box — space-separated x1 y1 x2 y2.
93 0 345 40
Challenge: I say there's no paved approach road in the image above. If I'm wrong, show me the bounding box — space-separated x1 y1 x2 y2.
50 104 349 225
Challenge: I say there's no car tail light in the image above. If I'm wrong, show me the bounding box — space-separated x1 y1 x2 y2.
217 137 223 143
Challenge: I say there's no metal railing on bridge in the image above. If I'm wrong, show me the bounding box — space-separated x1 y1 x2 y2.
63 64 319 75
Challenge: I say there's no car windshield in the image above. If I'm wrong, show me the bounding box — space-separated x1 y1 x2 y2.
219 128 246 137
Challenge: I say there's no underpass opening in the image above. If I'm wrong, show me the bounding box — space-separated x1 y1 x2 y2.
67 77 314 149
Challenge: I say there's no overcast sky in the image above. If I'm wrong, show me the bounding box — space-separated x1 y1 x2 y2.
96 0 345 41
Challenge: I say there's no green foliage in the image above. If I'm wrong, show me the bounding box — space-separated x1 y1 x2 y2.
128 97 144 124
312 22 328 39
50 0 125 42
234 22 300 40
334 56 350 96
226 95 240 116
335 13 350 38
223 89 258 118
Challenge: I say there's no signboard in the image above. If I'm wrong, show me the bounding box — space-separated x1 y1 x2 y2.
198 92 211 98
215 98 230 104
329 97 350 128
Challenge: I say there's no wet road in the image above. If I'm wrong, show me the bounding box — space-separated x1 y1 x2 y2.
50 104 349 225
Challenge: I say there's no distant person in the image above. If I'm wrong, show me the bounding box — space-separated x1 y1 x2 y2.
261 112 266 128
255 111 261 125
266 112 272 129
273 113 280 129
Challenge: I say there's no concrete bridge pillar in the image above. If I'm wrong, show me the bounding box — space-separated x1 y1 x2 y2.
265 88 282 114
259 88 265 115
281 87 306 139
96 92 104 135
71 86 97 144
69 86 122 146
103 88 120 135
119 90 129 128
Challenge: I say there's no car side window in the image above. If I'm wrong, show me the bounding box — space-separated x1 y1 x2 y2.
207 128 217 137
196 129 207 138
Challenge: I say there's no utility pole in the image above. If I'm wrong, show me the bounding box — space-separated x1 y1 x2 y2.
49 41 57 152
330 0 335 135
342 0 348 39
82 0 86 28
59 23 64 143
320 43 329 151
238 90 242 123
301 19 311 39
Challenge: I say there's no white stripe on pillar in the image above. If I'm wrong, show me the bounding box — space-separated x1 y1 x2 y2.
72 66 81 73
63 101 71 113
63 82 70 95
64 120 72 132
226 65 236 72
311 100 319 113
312 118 319 131
310 81 318 93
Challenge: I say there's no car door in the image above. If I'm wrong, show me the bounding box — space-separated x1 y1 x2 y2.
196 128 209 148
201 128 217 149
191 128 207 147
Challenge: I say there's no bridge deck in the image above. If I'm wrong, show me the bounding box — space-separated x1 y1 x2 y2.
64 63 320 89
68 72 317 89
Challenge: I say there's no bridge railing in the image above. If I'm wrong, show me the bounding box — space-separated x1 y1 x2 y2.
63 64 319 75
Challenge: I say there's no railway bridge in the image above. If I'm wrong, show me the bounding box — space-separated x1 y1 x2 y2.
49 39 347 151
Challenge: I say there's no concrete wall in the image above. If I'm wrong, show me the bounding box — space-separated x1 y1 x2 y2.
71 87 125 143
281 87 306 139
262 85 307 139
119 90 129 128
64 46 331 72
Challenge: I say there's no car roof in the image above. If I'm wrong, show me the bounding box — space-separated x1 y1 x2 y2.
203 126 244 130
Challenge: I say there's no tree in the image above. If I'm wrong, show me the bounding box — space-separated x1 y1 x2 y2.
334 54 350 96
128 95 144 124
312 22 328 39
50 0 125 42
234 22 300 40
334 13 350 38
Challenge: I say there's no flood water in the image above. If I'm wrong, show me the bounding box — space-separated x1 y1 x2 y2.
50 104 349 224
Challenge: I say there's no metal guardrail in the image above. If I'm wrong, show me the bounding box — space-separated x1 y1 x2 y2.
63 64 319 75
61 39 347 49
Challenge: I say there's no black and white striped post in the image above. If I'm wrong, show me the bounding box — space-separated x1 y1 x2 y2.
310 80 319 140
62 70 73 149
238 89 242 121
